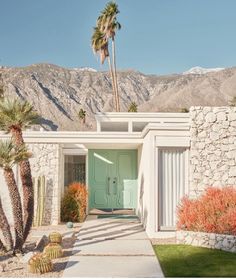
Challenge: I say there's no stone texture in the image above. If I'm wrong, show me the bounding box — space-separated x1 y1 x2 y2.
29 143 60 225
177 231 236 253
190 107 236 196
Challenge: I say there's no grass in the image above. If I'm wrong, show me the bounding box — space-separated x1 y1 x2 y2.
154 244 236 277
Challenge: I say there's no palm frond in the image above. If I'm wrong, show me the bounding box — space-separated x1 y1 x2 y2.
0 140 31 169
0 98 40 132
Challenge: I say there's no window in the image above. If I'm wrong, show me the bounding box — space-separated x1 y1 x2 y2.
64 155 86 187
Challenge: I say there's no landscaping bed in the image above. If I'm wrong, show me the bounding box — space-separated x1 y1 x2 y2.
154 244 236 277
0 223 81 277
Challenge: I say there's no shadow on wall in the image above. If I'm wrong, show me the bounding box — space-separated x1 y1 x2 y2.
137 173 148 229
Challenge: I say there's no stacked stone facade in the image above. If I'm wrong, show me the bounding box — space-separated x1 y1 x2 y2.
190 106 236 197
177 231 236 253
29 143 61 225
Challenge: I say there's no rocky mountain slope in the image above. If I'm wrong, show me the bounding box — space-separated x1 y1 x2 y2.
0 63 235 131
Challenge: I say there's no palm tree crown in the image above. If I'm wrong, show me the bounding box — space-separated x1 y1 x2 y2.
0 98 40 133
91 27 109 64
0 140 31 169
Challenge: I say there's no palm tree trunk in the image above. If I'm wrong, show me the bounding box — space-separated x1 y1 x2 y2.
10 128 34 242
3 168 24 252
112 38 120 112
0 238 6 253
0 197 13 251
107 55 118 111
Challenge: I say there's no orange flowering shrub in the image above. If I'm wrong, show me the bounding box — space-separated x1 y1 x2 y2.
61 182 88 222
177 187 236 235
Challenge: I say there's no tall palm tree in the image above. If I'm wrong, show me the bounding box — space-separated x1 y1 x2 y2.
91 27 117 110
97 1 121 111
78 108 86 124
0 140 31 252
0 197 13 251
0 98 40 241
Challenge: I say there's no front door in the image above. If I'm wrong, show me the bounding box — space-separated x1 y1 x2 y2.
88 150 137 210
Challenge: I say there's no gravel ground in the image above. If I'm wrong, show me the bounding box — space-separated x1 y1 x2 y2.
0 223 82 277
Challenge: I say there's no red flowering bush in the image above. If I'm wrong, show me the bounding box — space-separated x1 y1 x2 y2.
177 187 236 235
61 182 88 222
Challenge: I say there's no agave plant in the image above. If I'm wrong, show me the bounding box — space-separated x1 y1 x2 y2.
0 98 40 242
0 139 32 252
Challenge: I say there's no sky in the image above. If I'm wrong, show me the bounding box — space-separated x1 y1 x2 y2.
0 0 236 75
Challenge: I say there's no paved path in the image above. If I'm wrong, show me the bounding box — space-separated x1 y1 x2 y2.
63 215 164 278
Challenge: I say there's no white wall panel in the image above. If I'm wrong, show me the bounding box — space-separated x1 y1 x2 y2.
158 148 188 229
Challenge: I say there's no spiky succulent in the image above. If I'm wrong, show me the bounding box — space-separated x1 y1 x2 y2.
43 243 63 259
28 253 53 274
49 232 62 244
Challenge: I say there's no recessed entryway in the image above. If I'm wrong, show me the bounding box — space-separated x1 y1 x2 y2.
88 149 138 210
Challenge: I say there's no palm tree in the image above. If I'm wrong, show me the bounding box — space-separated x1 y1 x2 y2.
97 1 121 111
78 108 86 124
0 98 40 241
0 140 31 252
0 197 13 251
128 102 138 112
91 27 117 110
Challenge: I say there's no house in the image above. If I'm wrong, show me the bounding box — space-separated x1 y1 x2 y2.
0 106 235 238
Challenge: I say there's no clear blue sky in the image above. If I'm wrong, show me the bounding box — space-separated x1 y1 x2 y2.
0 0 236 75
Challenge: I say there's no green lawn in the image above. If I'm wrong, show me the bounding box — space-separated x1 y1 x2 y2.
154 244 236 277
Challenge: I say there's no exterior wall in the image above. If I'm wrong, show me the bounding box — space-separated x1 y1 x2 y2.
137 133 152 233
29 143 61 225
177 230 236 253
190 107 236 196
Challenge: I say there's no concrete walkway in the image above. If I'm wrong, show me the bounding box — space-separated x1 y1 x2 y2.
63 215 164 278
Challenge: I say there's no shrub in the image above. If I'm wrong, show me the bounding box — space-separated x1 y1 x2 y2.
61 182 88 222
177 187 236 235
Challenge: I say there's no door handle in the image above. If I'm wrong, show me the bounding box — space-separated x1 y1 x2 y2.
113 177 117 195
107 177 111 195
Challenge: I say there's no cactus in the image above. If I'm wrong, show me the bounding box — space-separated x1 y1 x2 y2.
33 175 46 227
28 253 53 274
49 232 62 244
43 243 63 259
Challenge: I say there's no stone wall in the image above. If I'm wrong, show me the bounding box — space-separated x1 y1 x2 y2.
29 143 61 225
177 230 236 253
190 106 236 196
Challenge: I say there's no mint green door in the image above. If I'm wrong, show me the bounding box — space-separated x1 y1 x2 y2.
88 150 137 210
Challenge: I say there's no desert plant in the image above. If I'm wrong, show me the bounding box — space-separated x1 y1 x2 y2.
78 108 86 124
0 98 40 242
61 182 88 222
180 107 189 113
229 96 236 106
128 102 138 112
48 232 62 244
28 253 53 274
177 186 236 235
33 175 46 227
0 140 32 252
43 243 63 259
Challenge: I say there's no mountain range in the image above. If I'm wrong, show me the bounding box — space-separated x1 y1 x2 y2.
0 63 235 131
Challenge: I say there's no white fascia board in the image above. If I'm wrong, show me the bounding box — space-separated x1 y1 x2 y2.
95 112 190 118
0 131 143 144
95 112 190 122
141 123 190 138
